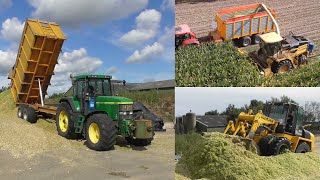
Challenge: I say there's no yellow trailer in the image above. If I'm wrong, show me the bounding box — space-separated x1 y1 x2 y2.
208 4 277 47
8 19 65 106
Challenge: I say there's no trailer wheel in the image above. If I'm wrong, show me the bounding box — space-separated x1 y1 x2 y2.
252 34 261 44
85 114 117 151
269 137 291 155
17 105 25 118
125 137 153 146
22 106 38 123
271 60 292 74
240 36 251 47
56 102 77 139
295 142 310 153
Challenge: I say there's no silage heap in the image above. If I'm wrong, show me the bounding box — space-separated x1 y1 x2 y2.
176 132 320 180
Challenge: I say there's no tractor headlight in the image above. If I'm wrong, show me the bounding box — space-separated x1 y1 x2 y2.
119 104 133 120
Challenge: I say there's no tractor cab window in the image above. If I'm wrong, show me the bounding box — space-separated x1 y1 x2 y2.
269 105 288 125
64 86 74 96
261 41 281 57
87 79 111 97
75 80 85 98
295 107 304 135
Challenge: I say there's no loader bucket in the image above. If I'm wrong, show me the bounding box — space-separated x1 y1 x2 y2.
226 135 260 155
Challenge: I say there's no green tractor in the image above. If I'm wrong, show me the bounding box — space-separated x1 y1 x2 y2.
56 74 154 151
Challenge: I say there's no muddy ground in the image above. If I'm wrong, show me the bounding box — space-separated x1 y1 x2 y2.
0 108 174 179
176 0 320 45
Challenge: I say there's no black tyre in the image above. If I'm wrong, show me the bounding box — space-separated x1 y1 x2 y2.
269 137 291 155
85 114 117 151
22 106 38 123
126 137 153 146
298 54 308 66
56 102 77 139
17 104 25 118
240 36 251 47
252 34 261 44
258 135 276 156
271 60 293 74
295 142 310 153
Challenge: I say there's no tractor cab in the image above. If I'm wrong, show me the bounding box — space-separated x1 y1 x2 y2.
259 32 283 58
175 24 200 48
265 102 304 135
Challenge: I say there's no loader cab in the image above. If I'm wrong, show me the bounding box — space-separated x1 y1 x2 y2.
266 102 303 135
259 32 283 57
175 24 200 48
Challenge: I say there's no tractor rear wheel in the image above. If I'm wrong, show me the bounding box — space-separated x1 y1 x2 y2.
22 106 38 123
126 137 153 146
269 137 291 155
252 34 261 44
295 142 310 153
85 114 117 151
240 36 251 47
271 60 292 74
298 54 308 66
56 102 77 139
258 135 276 156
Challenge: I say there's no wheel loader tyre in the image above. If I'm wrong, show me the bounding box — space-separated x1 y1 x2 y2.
56 102 77 139
17 105 25 119
22 106 38 123
240 36 251 47
271 60 292 74
125 137 153 146
295 142 310 153
85 114 117 151
298 54 308 66
258 135 276 156
252 34 261 44
269 137 291 155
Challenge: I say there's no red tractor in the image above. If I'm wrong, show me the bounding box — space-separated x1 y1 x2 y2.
175 24 200 49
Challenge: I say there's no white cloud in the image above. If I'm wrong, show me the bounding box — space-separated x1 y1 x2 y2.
0 0 12 12
119 9 161 47
126 42 164 64
0 49 16 74
28 0 148 27
48 48 103 94
0 17 24 43
106 66 118 74
161 0 174 11
159 26 174 62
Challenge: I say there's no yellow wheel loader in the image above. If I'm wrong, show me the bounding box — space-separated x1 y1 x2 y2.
224 102 315 156
250 32 314 76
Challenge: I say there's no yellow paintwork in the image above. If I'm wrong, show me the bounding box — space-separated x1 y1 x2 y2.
260 32 283 43
9 19 65 105
88 123 100 144
224 111 315 152
59 110 68 133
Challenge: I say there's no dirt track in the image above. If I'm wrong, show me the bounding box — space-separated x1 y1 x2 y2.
176 0 320 43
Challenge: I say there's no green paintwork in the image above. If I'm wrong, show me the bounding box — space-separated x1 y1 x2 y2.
72 97 81 112
95 96 133 120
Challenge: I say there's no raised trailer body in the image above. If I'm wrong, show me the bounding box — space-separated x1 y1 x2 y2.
8 19 65 107
209 4 277 46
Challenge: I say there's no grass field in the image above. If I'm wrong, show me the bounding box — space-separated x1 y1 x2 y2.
175 41 320 87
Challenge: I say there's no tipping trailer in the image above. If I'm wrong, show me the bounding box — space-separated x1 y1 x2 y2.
208 3 277 47
8 19 155 151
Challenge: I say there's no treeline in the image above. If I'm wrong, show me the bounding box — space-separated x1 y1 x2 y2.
205 95 319 123
0 86 9 93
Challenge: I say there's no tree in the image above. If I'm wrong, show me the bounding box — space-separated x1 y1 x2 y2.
304 101 320 122
205 109 219 115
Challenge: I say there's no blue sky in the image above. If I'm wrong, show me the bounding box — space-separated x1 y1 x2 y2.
0 0 174 94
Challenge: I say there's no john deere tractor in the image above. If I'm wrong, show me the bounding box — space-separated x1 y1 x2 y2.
56 74 154 151
252 32 314 76
224 102 314 156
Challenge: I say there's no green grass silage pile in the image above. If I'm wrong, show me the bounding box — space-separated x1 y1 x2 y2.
176 132 320 180
0 90 16 111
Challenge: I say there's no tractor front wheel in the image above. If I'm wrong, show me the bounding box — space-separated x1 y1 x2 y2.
56 102 77 139
271 60 293 74
126 137 153 146
269 137 291 155
85 114 117 151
